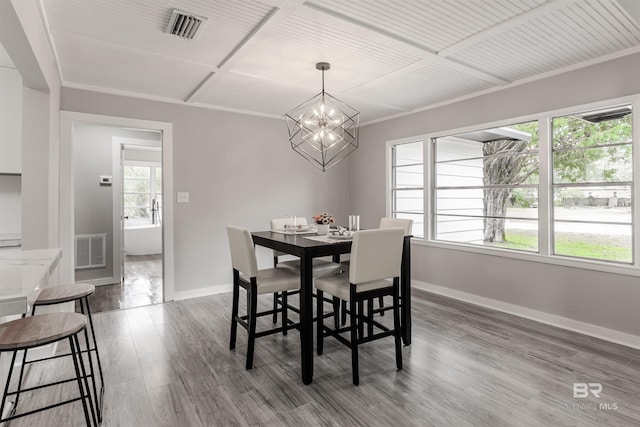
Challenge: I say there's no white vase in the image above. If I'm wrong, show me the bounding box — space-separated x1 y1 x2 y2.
316 223 330 235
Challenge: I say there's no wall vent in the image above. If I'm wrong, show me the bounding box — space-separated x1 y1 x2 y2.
165 9 207 40
75 234 106 269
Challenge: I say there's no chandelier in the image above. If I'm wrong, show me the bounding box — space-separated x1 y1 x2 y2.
285 62 359 172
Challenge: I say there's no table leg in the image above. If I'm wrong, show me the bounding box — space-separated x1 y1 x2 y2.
299 255 314 384
401 237 411 345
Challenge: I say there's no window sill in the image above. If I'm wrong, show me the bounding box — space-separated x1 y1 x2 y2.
411 238 640 278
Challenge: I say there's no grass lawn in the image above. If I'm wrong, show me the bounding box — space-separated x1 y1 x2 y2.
493 230 632 263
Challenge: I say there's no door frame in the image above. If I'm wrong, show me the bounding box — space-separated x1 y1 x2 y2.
59 111 175 301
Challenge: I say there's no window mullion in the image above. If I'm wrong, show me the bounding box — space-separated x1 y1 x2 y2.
633 98 640 266
538 116 551 256
426 138 434 240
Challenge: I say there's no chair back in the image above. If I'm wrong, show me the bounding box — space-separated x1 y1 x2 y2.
226 225 258 278
379 217 413 235
349 228 404 284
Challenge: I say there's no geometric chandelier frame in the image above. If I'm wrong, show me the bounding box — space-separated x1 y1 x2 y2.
285 62 359 172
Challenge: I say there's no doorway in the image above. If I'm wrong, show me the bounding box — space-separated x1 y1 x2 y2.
60 112 174 313
118 142 163 310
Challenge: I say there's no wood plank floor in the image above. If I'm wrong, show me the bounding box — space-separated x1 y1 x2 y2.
83 254 163 313
10 289 640 426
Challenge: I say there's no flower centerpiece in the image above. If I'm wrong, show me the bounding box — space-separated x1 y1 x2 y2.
313 212 334 235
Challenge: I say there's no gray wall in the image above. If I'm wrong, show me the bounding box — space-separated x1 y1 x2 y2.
62 89 351 292
353 52 640 337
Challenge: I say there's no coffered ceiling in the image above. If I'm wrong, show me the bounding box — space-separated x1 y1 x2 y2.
39 0 640 123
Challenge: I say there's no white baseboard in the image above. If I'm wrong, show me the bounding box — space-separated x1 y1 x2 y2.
413 280 640 350
172 284 232 301
76 277 119 286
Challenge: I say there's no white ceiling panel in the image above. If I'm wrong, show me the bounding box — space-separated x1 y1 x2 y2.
31 0 640 123
197 69 401 123
448 0 640 82
229 9 423 92
196 71 318 116
305 0 548 51
54 31 212 100
42 0 273 68
350 62 496 111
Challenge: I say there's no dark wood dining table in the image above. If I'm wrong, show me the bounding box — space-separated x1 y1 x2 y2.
251 230 412 385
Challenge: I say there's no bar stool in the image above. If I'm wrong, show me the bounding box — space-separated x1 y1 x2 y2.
0 313 97 426
16 284 105 422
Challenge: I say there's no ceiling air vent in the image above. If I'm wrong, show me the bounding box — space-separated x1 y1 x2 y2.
166 9 207 40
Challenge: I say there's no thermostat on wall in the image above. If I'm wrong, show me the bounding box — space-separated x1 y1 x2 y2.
99 175 112 185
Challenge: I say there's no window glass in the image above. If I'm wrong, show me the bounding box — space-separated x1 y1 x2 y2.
552 106 632 263
123 164 162 224
392 141 424 237
433 121 539 251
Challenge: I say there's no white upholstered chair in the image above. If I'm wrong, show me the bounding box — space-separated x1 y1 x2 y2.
315 227 405 385
227 225 300 370
339 217 413 323
269 217 339 324
379 217 413 234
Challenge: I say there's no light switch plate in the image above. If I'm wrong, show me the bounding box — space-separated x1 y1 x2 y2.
177 192 190 203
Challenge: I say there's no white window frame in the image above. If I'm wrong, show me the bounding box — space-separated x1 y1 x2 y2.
123 160 162 226
386 94 640 278
386 138 424 237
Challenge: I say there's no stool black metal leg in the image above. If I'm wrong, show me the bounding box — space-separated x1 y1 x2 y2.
69 335 93 427
13 348 28 410
80 298 102 422
73 333 97 426
13 307 36 411
0 350 18 421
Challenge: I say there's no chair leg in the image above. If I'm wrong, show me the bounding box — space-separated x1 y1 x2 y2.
69 336 94 427
393 281 403 371
367 298 374 337
229 273 240 350
350 297 359 386
357 300 364 340
332 297 340 329
272 292 279 324
317 290 324 356
246 281 258 370
341 300 347 326
282 292 288 336
378 295 385 316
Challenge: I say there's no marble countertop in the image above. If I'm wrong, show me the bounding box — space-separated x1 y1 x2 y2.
0 247 62 315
